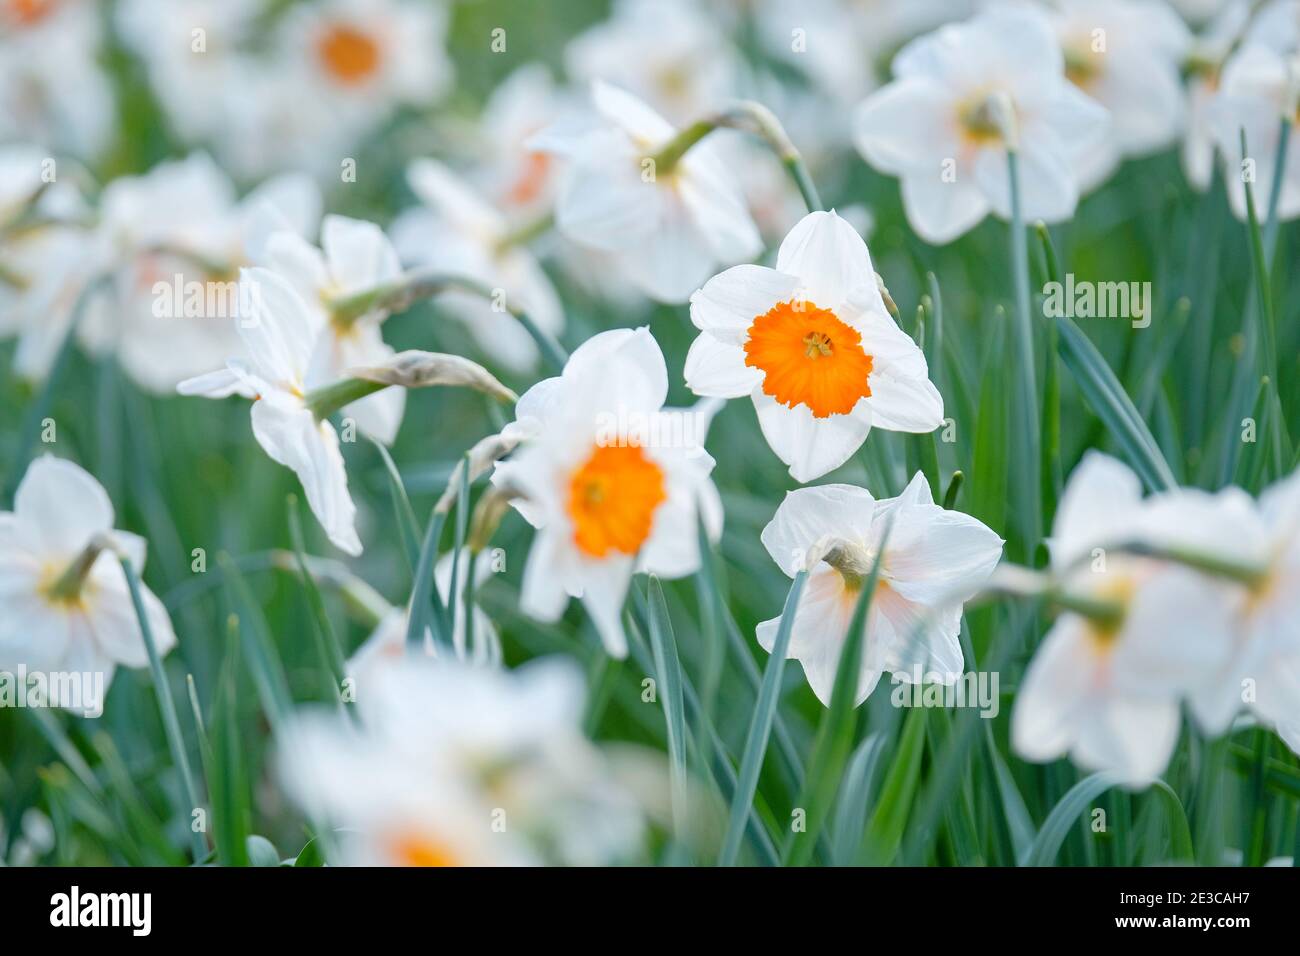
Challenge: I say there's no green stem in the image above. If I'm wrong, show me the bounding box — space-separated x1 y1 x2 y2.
652 101 822 212
119 554 207 862
1007 151 1043 561
329 271 569 373
303 377 388 420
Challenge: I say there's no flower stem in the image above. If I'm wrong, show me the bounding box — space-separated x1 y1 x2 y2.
653 101 822 213
329 270 568 373
118 553 207 862
303 377 389 420
1006 150 1043 561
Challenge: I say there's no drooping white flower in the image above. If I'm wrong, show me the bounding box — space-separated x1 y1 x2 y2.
390 159 565 373
0 456 177 710
685 210 943 482
1045 0 1192 190
532 80 761 303
260 215 405 445
1012 453 1237 787
854 4 1109 244
757 473 1002 706
491 327 723 657
177 266 368 556
279 655 645 866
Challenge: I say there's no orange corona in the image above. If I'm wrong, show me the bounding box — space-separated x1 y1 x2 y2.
743 299 873 418
567 444 667 558
317 23 382 86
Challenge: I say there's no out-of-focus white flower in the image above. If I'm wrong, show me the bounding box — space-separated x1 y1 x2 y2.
279 655 645 866
565 0 738 125
0 0 113 158
37 154 322 393
751 0 974 104
1044 0 1192 190
177 266 368 556
854 4 1109 244
277 0 451 135
0 456 177 709
757 474 1003 706
1206 40 1300 221
473 64 571 219
1157 468 1300 740
532 81 761 303
686 211 942 482
260 215 404 445
390 159 565 373
1012 453 1237 787
1182 0 1252 190
346 549 502 684
491 328 723 657
114 0 264 164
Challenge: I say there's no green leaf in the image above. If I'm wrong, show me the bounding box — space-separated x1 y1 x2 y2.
246 835 281 867
645 575 690 838
371 438 421 573
718 570 808 866
861 706 928 865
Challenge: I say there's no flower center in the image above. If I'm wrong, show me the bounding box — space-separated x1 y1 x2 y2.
506 151 552 207
956 96 1007 147
317 23 382 85
6 0 55 26
567 444 667 558
1064 45 1102 89
388 832 459 867
743 300 874 419
1086 576 1136 650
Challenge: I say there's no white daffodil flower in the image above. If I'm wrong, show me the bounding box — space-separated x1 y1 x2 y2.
1206 40 1300 222
532 80 761 304
854 4 1109 244
1181 0 1251 190
685 210 943 483
260 215 405 445
0 0 113 158
1154 468 1300 739
346 550 502 685
756 474 1003 707
564 0 738 126
390 159 565 373
279 655 645 866
1045 0 1192 191
491 327 723 657
177 266 366 556
1012 453 1237 787
0 456 177 712
56 154 321 393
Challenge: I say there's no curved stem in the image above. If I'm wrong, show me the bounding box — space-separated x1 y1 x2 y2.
653 101 822 213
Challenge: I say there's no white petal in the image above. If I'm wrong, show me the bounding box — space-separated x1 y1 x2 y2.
688 263 798 344
884 504 1004 606
899 174 990 245
590 80 675 147
1049 451 1144 568
683 334 761 399
88 575 177 669
250 395 361 555
775 210 878 312
176 366 259 400
761 483 877 576
753 389 872 483
854 78 961 176
321 215 402 295
14 456 114 558
1011 617 1096 763
1074 696 1180 787
239 267 321 386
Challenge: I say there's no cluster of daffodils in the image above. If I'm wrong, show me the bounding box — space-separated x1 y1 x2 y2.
1013 453 1300 787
